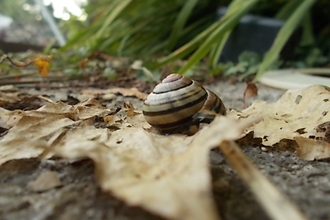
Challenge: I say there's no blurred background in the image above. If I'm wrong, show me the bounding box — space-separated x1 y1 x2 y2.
1 0 330 80
0 0 86 49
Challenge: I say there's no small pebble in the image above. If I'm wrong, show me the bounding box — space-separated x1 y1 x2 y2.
261 147 268 152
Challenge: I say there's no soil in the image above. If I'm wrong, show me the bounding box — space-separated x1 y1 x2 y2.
0 80 329 220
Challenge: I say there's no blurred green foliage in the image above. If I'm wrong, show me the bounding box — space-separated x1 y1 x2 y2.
1 0 44 24
63 0 219 58
57 0 330 79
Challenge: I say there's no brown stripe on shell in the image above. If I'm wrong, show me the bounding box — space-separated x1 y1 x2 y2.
202 89 226 115
161 73 182 83
143 76 205 107
144 99 206 127
144 82 202 106
192 89 226 124
217 99 226 115
152 74 200 94
153 78 193 94
148 115 193 130
143 91 207 116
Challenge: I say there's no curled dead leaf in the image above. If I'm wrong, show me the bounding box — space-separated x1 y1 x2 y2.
0 85 37 109
243 81 258 107
36 98 109 120
80 58 88 70
0 113 75 165
0 98 111 165
236 85 330 160
0 93 260 220
123 102 139 117
295 137 330 160
48 115 255 220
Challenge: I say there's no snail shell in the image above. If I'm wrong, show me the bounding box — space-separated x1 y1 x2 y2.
142 74 226 131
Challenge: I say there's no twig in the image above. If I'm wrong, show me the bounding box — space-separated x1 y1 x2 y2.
37 95 56 103
0 54 33 67
218 141 309 220
0 54 8 63
0 72 37 80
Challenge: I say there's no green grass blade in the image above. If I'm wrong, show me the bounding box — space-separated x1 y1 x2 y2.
208 0 249 68
118 34 131 56
300 11 315 46
167 0 199 50
275 0 302 19
181 14 213 36
63 1 123 50
178 0 260 75
95 0 132 39
155 22 220 67
156 4 248 68
62 28 91 50
255 0 317 80
208 29 231 68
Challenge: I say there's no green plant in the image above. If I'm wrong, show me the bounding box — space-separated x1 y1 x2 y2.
255 0 317 80
157 0 260 74
222 51 261 79
63 0 218 58
158 0 317 79
1 0 41 23
63 0 324 80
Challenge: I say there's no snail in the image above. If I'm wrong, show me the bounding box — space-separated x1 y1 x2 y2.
142 73 226 131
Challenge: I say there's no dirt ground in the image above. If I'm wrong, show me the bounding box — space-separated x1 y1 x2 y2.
0 80 329 220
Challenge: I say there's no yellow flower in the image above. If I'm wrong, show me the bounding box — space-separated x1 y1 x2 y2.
34 56 53 77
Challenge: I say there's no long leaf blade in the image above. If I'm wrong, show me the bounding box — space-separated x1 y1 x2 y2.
167 0 199 50
255 0 317 80
156 2 250 68
178 0 260 75
95 0 133 39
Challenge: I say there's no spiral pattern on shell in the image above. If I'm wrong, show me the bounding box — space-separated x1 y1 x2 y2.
142 74 226 131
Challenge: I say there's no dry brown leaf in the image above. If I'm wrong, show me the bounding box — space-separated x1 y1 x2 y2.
0 85 36 108
0 94 256 220
0 107 16 129
243 81 258 107
28 170 62 191
123 102 139 117
235 85 330 160
36 98 109 120
0 113 75 165
81 88 148 100
49 115 254 220
0 98 110 165
295 137 330 160
105 87 148 100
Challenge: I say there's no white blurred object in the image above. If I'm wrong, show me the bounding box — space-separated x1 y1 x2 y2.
0 13 13 38
0 13 13 29
259 69 330 90
35 0 66 46
43 0 87 20
35 0 87 46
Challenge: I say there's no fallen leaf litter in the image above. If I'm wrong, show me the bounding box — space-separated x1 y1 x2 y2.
234 85 330 160
0 84 330 220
